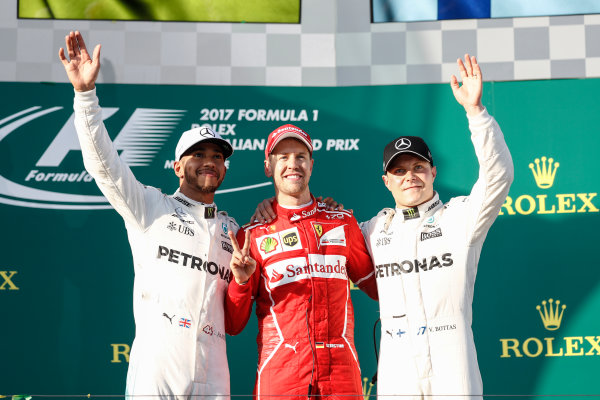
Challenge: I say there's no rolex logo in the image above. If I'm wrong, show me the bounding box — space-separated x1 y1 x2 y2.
536 298 566 331
362 377 374 400
500 298 599 359
529 156 559 189
500 155 598 216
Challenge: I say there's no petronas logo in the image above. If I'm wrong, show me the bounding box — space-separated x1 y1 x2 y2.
529 156 559 189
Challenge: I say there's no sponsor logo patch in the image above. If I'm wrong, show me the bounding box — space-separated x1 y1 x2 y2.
402 207 420 220
282 232 299 247
260 237 279 254
426 199 441 212
376 237 392 247
221 241 233 253
420 228 442 241
173 207 194 224
204 207 215 219
313 224 323 237
256 227 303 259
157 245 232 282
162 313 175 324
265 254 348 288
174 196 193 207
376 253 453 277
315 224 347 248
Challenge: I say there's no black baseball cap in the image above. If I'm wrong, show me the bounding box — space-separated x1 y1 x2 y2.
383 136 433 172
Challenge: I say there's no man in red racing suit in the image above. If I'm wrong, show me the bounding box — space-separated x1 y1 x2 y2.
225 124 378 399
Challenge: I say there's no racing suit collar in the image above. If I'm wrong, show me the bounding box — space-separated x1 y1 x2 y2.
273 194 318 222
173 190 219 218
396 192 441 221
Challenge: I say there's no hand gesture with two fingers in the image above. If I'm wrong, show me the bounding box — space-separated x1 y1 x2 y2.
228 230 257 285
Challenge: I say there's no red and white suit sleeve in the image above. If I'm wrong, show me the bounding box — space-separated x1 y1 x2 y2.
225 227 260 335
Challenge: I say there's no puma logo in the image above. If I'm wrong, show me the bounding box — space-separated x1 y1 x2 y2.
163 313 175 324
285 341 299 353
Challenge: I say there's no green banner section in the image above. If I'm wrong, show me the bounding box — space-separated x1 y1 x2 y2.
1 80 598 397
18 0 300 23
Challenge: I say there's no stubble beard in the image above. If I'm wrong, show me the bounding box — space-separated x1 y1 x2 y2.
184 169 221 193
276 176 308 197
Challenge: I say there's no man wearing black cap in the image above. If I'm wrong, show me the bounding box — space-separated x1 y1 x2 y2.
60 31 239 399
361 54 514 399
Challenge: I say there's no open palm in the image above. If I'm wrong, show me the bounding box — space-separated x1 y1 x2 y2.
58 31 101 92
450 54 484 116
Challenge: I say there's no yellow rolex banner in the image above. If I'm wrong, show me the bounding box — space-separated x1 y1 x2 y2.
0 80 598 397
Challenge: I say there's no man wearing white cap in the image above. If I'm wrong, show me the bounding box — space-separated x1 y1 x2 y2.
59 31 239 399
224 124 379 399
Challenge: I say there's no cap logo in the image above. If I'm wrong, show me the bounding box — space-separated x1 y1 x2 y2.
199 127 216 138
395 138 411 150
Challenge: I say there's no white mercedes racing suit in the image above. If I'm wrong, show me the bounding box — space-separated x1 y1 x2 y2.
74 89 238 399
361 108 513 400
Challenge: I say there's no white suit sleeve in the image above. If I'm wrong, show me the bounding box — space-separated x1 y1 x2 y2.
73 88 153 230
464 107 514 245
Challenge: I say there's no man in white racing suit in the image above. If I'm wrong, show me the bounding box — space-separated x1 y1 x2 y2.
59 31 240 399
361 55 514 399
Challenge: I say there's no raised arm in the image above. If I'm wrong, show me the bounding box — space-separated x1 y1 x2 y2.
450 55 514 244
59 31 154 230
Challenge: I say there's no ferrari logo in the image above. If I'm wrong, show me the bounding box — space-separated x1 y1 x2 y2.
313 224 323 237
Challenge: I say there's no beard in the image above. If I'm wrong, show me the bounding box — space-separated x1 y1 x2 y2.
184 168 222 193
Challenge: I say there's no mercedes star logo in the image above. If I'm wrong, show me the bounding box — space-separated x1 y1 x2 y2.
199 127 216 137
395 138 411 150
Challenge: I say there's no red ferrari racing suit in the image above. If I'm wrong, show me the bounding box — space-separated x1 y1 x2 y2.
226 197 378 399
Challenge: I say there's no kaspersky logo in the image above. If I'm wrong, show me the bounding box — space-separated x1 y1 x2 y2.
0 105 184 209
500 156 598 215
499 298 600 358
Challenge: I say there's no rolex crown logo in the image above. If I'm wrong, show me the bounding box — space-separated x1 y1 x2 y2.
536 298 566 331
529 156 559 189
362 377 374 400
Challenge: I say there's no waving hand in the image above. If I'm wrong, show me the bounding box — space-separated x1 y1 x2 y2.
450 54 484 116
58 31 101 92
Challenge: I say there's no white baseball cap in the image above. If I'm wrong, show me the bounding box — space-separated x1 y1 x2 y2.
175 126 233 161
